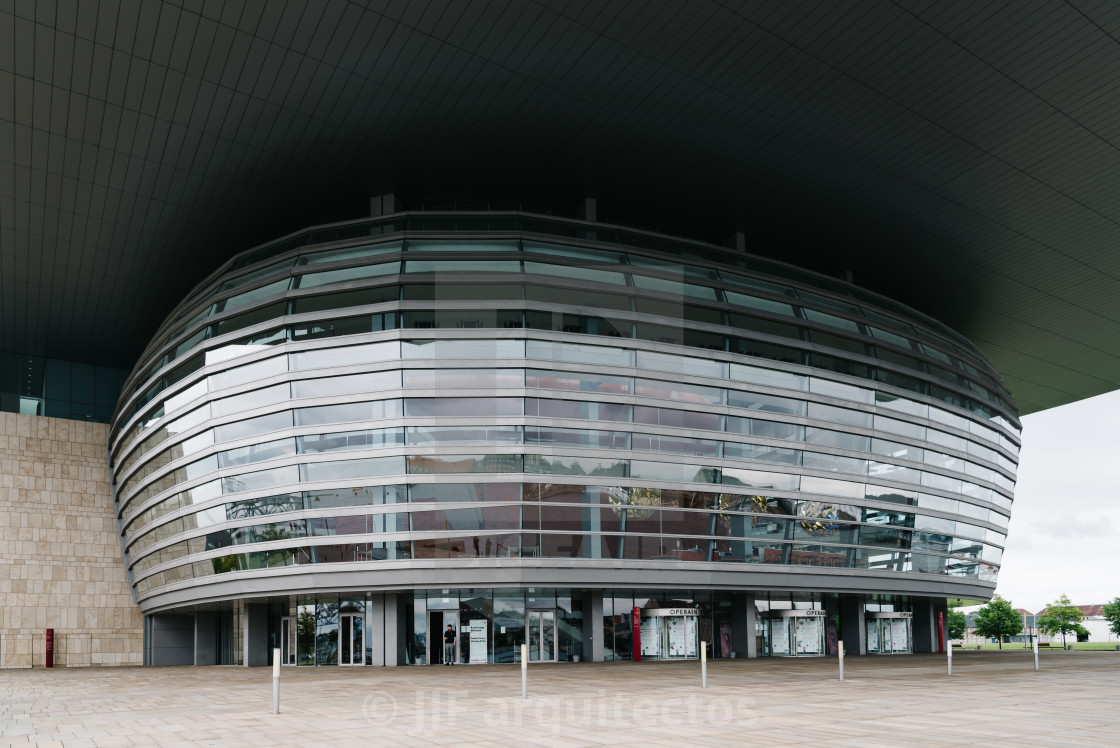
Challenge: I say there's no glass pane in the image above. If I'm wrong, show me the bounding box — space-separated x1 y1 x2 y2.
729 363 807 391
209 355 287 391
402 369 523 388
636 351 727 379
807 402 871 428
352 615 364 665
211 383 289 418
290 341 398 370
523 454 627 477
218 279 291 314
298 242 402 265
297 262 400 288
529 611 541 661
725 291 796 316
407 454 522 474
401 339 524 359
340 616 352 664
635 379 721 405
404 259 520 273
525 261 626 285
525 340 633 367
631 275 718 299
298 428 403 453
408 425 522 446
528 369 631 395
301 456 405 481
809 377 873 404
542 611 555 661
727 390 804 415
292 370 400 399
404 398 522 417
406 239 519 252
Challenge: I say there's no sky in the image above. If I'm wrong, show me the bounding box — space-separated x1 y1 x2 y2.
993 388 1120 613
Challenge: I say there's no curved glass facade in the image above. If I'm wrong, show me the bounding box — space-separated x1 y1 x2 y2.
110 212 1017 621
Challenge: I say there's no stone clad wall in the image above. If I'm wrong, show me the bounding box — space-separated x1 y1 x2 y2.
0 412 142 667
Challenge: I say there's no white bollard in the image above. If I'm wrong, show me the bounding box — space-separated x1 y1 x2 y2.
838 640 844 682
701 641 707 689
947 637 952 676
1033 637 1039 671
272 648 280 714
521 643 528 699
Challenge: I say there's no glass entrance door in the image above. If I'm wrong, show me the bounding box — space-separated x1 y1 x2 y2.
661 615 698 658
527 610 556 661
280 616 296 665
339 613 364 665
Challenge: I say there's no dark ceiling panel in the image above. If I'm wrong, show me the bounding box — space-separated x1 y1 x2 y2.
3 1 1120 414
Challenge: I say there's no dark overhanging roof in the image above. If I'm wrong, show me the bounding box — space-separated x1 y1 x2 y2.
3 1 1120 416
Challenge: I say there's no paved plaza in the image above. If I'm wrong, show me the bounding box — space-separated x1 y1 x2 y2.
1 651 1118 747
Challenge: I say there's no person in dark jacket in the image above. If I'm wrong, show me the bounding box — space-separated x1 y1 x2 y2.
443 624 456 665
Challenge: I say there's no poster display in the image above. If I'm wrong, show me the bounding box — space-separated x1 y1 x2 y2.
770 619 790 656
640 617 660 657
890 619 910 653
794 617 822 655
866 621 880 653
667 616 687 657
468 620 488 664
719 622 733 657
639 610 701 659
684 617 698 657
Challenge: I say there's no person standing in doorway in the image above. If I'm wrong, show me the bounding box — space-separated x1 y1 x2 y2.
444 624 456 665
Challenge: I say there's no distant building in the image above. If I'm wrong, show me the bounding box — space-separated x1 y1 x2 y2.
959 605 1037 645
1035 605 1117 643
957 603 1117 644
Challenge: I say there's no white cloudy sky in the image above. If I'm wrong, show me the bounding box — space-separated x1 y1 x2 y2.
994 389 1120 612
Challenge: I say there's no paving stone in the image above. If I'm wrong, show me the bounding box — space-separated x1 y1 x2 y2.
1 652 1118 745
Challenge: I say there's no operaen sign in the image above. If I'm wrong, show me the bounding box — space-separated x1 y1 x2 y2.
644 608 701 617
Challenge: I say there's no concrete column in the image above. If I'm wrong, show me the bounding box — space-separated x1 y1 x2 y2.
731 592 758 658
384 593 400 667
912 598 939 653
932 598 949 652
143 616 151 666
244 604 269 667
368 593 386 666
839 595 866 655
584 590 604 662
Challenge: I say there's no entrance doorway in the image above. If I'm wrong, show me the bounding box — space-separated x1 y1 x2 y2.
638 614 699 659
280 616 296 665
527 610 557 662
339 613 364 665
765 612 826 656
866 614 912 654
428 611 460 664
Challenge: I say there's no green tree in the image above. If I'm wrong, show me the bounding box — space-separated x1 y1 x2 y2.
949 609 967 640
972 595 1023 649
947 609 967 640
1037 594 1083 647
1103 597 1120 639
